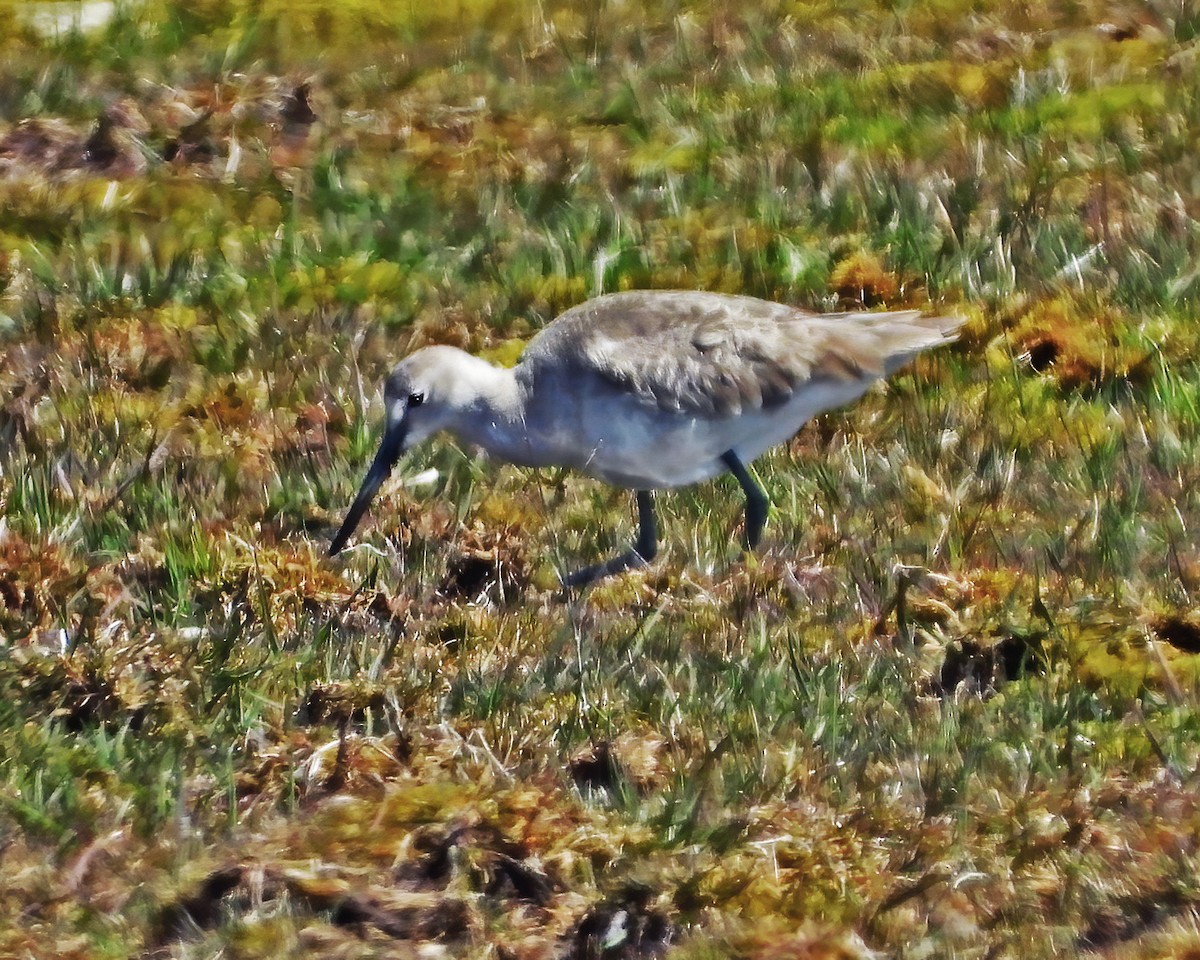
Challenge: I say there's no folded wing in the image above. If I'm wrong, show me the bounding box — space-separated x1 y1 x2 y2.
524 291 960 418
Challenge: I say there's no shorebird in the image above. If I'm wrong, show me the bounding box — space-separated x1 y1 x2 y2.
330 291 960 585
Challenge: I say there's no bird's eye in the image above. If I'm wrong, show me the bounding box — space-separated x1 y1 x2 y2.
407 392 425 408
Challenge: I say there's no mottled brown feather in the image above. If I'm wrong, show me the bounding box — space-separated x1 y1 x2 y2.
520 291 960 417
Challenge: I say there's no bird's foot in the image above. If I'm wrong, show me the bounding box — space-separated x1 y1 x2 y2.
560 489 658 591
560 548 651 590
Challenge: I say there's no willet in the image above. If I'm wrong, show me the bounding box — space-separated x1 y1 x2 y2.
330 290 961 585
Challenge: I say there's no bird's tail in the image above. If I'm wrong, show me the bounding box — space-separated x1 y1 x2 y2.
856 310 963 375
811 310 962 381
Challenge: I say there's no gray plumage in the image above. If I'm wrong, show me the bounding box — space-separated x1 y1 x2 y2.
331 290 961 585
526 291 956 417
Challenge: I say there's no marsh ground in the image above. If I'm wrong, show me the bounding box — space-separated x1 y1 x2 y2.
2 1 1200 956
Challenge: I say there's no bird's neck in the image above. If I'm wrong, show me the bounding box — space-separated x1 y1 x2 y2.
446 357 534 462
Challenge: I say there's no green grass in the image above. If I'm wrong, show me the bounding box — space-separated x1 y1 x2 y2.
2 0 1200 956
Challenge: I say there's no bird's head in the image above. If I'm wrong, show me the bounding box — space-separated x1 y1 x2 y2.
328 346 468 555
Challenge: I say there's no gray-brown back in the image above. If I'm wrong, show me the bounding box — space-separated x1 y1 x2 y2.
517 290 959 418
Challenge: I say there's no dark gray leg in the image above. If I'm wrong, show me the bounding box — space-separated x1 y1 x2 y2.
562 490 657 587
721 451 768 549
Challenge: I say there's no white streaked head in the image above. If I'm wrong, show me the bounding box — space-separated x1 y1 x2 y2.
381 345 480 448
329 345 515 555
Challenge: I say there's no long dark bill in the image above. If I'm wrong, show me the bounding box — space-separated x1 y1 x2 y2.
328 422 408 555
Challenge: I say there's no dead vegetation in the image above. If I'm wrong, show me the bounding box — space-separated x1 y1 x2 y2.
1 0 1200 957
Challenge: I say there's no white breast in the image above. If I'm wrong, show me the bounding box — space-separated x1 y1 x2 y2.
566 377 876 489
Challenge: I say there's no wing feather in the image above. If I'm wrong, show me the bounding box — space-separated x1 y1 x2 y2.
519 291 960 417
